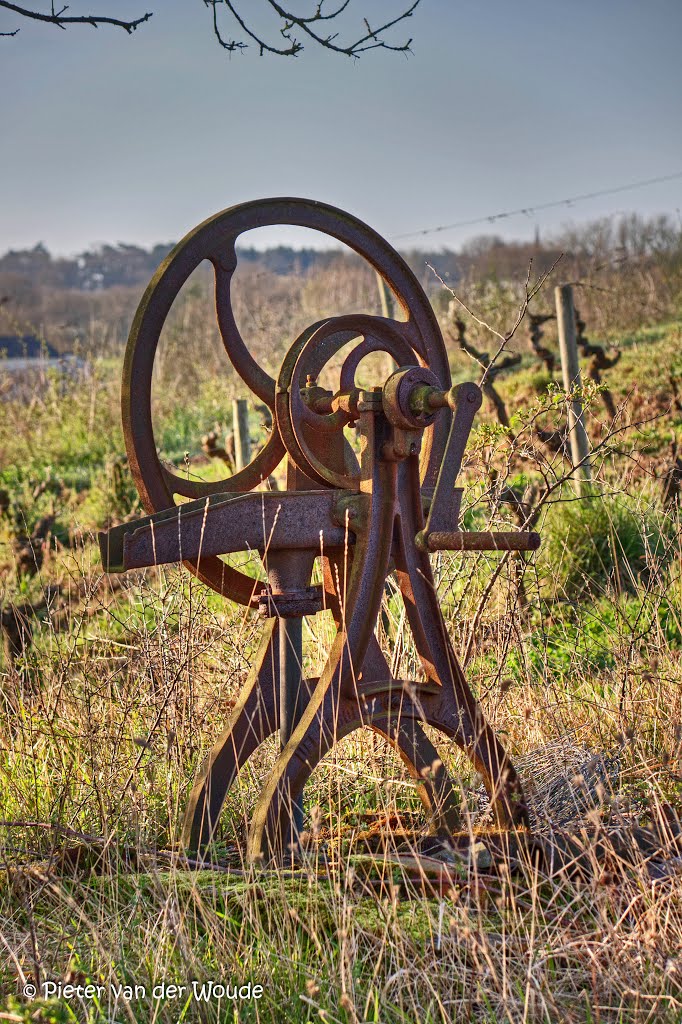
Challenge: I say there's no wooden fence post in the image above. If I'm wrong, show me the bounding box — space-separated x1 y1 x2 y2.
376 272 396 379
555 284 592 494
232 398 251 472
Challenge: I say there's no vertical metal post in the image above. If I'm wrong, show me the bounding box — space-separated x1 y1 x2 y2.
279 616 304 848
232 398 251 471
555 284 591 495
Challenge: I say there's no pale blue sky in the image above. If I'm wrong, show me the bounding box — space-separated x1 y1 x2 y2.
2 0 681 254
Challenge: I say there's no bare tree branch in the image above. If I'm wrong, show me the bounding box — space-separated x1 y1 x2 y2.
203 0 421 58
427 253 564 388
0 1 152 34
2 1 421 56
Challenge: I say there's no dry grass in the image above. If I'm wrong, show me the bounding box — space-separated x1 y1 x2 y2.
1 550 681 1024
1 314 682 1023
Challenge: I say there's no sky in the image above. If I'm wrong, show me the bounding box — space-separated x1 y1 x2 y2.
2 0 682 256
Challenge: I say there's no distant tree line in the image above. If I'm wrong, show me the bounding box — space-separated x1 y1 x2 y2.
0 240 459 291
0 237 562 293
9 211 678 295
0 242 175 291
0 213 679 359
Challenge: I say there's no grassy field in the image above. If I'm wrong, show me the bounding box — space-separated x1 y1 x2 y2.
1 288 682 1023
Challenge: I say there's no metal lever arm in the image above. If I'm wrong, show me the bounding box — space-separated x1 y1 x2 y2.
414 381 540 554
415 382 481 548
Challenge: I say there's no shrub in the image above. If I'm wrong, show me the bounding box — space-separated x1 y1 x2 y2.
538 492 672 600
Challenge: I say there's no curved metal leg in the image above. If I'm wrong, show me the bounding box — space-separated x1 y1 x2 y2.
248 682 355 861
373 717 462 834
393 459 528 827
248 682 473 860
360 637 462 833
182 620 279 851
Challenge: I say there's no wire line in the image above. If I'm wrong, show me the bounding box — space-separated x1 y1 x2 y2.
392 170 682 241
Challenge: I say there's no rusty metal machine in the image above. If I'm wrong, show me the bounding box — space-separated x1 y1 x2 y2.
99 199 540 862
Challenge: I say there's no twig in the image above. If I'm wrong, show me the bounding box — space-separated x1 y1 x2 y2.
427 253 564 387
0 1 152 33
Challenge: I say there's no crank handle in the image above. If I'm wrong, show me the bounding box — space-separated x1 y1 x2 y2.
416 530 541 553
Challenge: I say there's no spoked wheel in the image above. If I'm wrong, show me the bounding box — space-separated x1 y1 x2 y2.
122 198 452 606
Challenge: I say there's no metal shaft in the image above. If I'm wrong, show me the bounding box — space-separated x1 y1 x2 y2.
279 616 304 847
